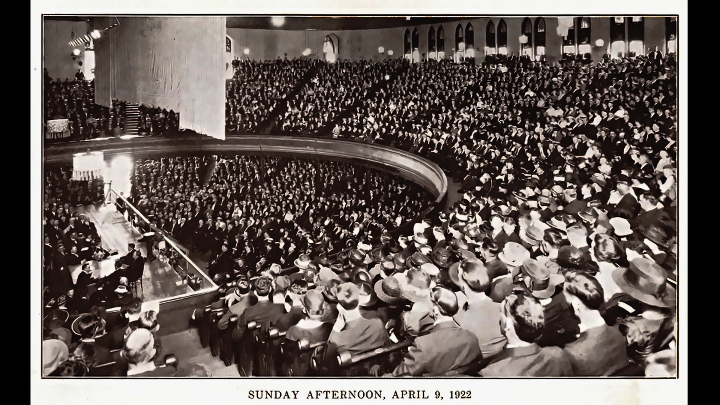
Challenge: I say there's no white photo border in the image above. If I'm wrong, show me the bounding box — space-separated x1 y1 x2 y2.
31 1 688 405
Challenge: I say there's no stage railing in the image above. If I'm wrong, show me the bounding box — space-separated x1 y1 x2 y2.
107 188 216 293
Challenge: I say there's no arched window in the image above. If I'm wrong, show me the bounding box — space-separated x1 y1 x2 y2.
577 17 591 55
562 18 576 55
465 23 475 60
610 17 627 57
521 17 533 58
226 36 232 53
437 26 445 59
628 17 645 56
412 28 419 62
404 29 411 60
455 24 464 62
323 35 337 63
486 20 496 54
534 18 546 59
428 26 437 60
497 19 508 54
666 17 677 54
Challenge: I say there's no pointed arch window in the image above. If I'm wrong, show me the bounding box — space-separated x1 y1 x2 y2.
465 23 475 60
412 28 419 62
534 18 546 59
486 20 496 54
455 23 464 62
428 26 437 60
497 19 508 54
404 29 411 60
521 17 533 57
666 17 677 54
437 26 445 58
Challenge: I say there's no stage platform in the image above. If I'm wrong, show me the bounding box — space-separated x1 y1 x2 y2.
72 203 192 302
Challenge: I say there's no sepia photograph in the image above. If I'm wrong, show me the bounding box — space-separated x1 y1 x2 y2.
31 1 687 404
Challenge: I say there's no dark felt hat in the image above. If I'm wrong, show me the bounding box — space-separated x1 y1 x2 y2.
612 258 676 308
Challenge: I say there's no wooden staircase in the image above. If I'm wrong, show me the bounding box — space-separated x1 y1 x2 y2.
123 103 141 135
160 328 240 377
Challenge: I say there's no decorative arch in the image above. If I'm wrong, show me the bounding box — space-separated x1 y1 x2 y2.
437 26 445 58
497 19 508 54
428 26 437 60
323 34 339 63
521 17 533 57
486 20 496 54
465 23 475 59
455 23 464 62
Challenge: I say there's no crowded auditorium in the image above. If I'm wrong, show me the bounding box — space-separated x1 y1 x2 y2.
38 15 682 379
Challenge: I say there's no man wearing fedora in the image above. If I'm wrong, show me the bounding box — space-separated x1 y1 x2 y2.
449 260 507 359
396 269 435 339
517 259 579 348
602 258 676 366
389 287 482 376
487 242 530 303
562 270 630 376
480 291 573 377
218 277 258 330
232 277 285 342
317 283 389 372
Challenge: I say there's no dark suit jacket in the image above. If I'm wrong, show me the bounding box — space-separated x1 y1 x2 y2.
563 324 630 376
485 258 509 281
480 343 573 377
563 199 587 216
126 257 145 283
453 298 507 359
391 320 482 376
321 316 389 369
493 230 521 251
218 294 258 330
535 289 581 348
612 193 640 219
232 300 285 341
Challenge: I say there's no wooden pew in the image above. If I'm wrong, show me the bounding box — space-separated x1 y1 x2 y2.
324 340 413 376
208 308 226 357
278 337 327 377
219 314 238 366
235 321 261 376
198 306 212 348
255 327 289 376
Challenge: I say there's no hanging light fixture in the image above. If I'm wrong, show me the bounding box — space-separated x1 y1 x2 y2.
595 39 605 47
271 16 286 27
72 49 81 56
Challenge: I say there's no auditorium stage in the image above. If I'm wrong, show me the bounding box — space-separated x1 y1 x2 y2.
73 203 193 303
